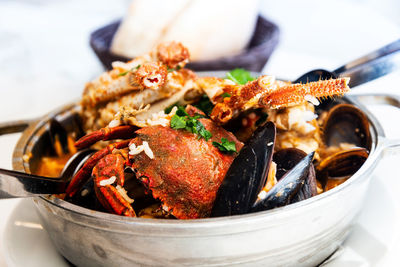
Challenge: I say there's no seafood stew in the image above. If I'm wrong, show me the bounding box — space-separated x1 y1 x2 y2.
36 42 371 220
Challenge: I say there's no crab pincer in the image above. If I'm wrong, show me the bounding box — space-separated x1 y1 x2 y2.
92 153 136 217
65 140 131 197
74 125 137 149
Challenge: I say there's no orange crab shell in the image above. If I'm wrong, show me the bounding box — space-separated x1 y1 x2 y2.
129 121 243 219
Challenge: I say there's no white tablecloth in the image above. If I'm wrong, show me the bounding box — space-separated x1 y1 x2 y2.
1 0 400 266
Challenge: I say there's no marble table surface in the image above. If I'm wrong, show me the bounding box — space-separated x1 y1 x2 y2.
1 0 400 266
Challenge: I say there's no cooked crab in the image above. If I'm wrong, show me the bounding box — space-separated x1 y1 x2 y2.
66 106 243 219
81 42 197 131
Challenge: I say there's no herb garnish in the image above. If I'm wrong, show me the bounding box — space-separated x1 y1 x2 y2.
212 138 237 153
118 65 141 77
167 65 182 72
164 102 179 114
226 68 255 85
221 92 231 98
194 95 214 116
170 106 212 141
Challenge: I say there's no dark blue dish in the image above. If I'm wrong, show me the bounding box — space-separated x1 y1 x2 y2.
90 15 280 72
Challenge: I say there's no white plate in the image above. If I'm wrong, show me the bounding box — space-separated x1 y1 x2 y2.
2 199 69 267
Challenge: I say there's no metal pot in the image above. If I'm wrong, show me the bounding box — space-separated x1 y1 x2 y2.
3 93 399 267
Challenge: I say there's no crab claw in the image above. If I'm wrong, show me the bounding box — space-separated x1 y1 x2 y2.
75 125 137 150
261 78 350 109
66 140 131 197
93 154 136 217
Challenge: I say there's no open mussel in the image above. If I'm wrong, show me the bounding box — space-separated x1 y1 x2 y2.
252 151 315 212
48 115 84 156
211 122 276 217
48 119 71 155
322 103 371 150
211 122 318 217
317 148 368 191
273 148 317 204
317 103 371 191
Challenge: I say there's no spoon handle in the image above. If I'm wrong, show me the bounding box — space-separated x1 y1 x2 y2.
0 119 34 136
333 39 400 87
0 169 66 198
334 39 400 74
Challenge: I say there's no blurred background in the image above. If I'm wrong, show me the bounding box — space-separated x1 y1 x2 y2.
0 0 399 266
0 0 399 120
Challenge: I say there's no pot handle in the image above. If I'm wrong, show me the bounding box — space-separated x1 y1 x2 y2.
0 119 35 136
348 94 400 152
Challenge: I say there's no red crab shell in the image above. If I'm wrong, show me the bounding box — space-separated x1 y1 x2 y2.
130 120 243 219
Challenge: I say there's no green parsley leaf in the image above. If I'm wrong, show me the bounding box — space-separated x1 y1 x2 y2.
169 106 212 141
185 116 197 133
226 68 255 85
164 102 179 114
118 70 130 77
118 65 141 77
170 115 186 129
221 92 231 98
167 65 181 72
176 106 189 117
195 122 212 141
212 138 237 153
194 95 214 116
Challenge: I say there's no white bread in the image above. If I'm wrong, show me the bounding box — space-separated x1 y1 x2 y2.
111 0 259 61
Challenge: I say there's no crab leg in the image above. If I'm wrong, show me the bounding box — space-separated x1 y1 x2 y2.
260 78 350 109
75 125 137 150
209 75 285 124
93 154 136 217
66 140 131 197
210 78 350 124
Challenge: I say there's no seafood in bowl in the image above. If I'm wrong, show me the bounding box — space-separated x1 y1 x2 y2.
36 42 371 221
10 39 400 266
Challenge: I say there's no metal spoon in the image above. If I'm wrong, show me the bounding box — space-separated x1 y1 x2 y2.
294 39 400 85
0 149 95 198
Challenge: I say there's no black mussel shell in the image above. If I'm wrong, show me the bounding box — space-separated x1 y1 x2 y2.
291 166 317 203
48 119 70 155
273 148 308 180
47 115 84 156
211 122 276 217
316 147 369 189
252 151 315 212
273 148 317 203
322 104 371 150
